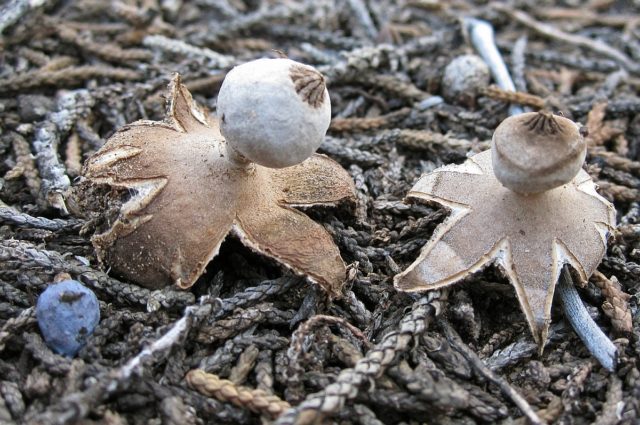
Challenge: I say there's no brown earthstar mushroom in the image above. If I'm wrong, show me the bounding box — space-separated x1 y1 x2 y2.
77 66 355 297
395 112 615 353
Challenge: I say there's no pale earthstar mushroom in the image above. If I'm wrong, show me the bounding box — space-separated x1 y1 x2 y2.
395 112 615 355
77 60 355 297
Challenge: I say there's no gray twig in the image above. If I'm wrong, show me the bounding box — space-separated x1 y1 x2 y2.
143 35 234 69
216 277 300 319
0 307 36 352
0 0 51 34
466 18 524 116
557 269 617 372
195 4 302 45
33 90 93 213
511 36 528 93
0 200 82 231
441 321 545 425
321 137 385 167
493 4 640 74
346 0 378 40
0 239 194 309
29 297 220 425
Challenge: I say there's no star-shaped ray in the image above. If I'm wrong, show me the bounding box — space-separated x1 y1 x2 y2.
395 150 615 348
78 74 355 295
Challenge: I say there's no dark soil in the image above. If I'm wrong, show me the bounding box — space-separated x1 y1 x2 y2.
1 1 639 424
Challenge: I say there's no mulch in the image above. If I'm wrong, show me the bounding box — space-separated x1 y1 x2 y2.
0 0 639 424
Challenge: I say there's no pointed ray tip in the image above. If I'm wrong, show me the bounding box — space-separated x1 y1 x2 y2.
520 310 551 356
535 329 548 356
393 269 415 292
170 72 182 86
393 267 432 293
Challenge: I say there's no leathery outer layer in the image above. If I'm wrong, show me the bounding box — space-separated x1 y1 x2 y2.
394 150 615 350
78 74 355 297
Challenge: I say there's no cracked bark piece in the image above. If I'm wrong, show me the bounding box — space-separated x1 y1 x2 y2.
78 72 355 296
394 150 615 349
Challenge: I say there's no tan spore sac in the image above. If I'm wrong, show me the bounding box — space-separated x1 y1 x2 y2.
492 112 587 194
77 74 355 296
394 150 615 349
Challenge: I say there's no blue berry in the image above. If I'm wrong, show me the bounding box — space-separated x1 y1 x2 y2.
36 280 100 357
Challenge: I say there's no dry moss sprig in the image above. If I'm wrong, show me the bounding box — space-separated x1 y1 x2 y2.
591 271 632 335
329 108 411 133
186 369 291 419
0 65 141 94
78 59 356 296
5 132 41 200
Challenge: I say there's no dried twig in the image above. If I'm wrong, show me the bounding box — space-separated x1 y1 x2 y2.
381 128 476 151
486 338 538 372
187 369 291 419
329 108 411 133
0 239 194 309
0 66 140 93
285 314 370 402
494 4 640 74
4 132 41 201
197 304 295 343
228 344 259 385
320 137 385 166
586 101 621 147
64 132 82 177
594 375 624 425
441 321 545 425
480 86 546 109
216 277 300 319
596 180 639 203
56 26 152 63
275 292 444 425
0 199 82 231
194 4 302 45
29 297 220 425
346 0 377 40
143 35 234 68
511 36 528 93
0 307 36 352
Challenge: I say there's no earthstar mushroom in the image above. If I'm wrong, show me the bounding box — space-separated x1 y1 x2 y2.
395 111 615 357
76 59 355 297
